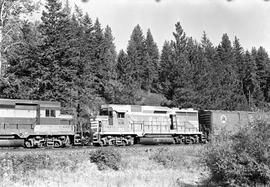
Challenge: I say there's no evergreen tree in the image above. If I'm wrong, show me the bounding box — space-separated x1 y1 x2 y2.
168 22 190 107
145 29 159 92
159 41 174 101
197 32 217 109
252 47 270 102
233 37 245 85
36 0 77 107
104 25 117 74
116 49 129 80
90 19 113 101
102 25 119 102
243 51 265 108
214 34 247 110
126 24 146 89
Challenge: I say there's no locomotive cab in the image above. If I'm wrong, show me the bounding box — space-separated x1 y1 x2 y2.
98 106 128 128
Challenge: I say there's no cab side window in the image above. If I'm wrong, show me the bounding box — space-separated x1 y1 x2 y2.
51 110 56 117
45 109 56 117
117 112 125 118
45 109 50 117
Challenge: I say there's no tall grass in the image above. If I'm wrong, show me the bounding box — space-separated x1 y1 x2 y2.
0 145 207 187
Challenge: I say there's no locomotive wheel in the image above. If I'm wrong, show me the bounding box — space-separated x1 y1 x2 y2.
24 141 32 148
122 140 127 146
65 136 71 147
38 142 45 148
99 140 104 147
54 141 61 148
185 138 193 144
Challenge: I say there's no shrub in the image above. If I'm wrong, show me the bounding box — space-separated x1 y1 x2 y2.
203 119 270 186
89 148 121 170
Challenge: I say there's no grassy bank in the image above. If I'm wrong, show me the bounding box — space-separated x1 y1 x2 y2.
0 145 208 187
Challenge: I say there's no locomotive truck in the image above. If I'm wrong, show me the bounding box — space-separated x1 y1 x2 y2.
0 98 263 148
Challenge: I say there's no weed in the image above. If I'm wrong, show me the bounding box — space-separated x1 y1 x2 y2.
0 153 53 183
149 146 202 170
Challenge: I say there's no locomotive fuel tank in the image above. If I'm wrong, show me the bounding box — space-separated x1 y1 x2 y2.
0 139 24 147
140 136 175 145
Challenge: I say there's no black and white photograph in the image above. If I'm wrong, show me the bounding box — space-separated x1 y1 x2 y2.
0 0 270 186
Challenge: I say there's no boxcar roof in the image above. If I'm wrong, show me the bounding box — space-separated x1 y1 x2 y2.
0 98 60 108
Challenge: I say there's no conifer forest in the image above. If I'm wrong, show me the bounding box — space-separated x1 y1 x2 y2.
0 0 270 115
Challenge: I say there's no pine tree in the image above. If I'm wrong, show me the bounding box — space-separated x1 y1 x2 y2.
112 49 141 104
233 37 245 76
116 49 129 80
243 51 265 108
126 24 146 89
170 22 190 107
252 47 270 102
75 13 104 113
90 19 112 101
102 25 119 102
199 32 217 109
36 0 77 107
104 25 117 74
214 34 248 110
145 29 159 92
159 41 174 100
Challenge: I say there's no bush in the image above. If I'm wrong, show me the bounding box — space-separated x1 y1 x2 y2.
203 119 270 186
89 148 121 170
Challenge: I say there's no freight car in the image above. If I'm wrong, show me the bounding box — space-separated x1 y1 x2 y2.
0 99 91 148
199 110 270 139
91 104 206 146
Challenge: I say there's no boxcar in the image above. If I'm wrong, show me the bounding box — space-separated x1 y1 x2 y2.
198 110 265 139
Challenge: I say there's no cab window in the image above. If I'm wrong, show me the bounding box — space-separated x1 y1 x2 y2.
45 109 56 117
100 109 113 117
117 112 125 118
50 110 56 117
100 109 108 116
45 109 50 117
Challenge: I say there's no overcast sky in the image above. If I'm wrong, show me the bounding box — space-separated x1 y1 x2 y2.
71 0 270 53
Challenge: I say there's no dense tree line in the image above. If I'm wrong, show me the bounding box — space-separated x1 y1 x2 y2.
0 0 269 114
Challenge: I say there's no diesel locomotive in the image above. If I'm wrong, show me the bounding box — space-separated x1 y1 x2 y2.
0 98 262 148
91 104 205 146
0 98 91 148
